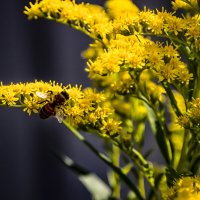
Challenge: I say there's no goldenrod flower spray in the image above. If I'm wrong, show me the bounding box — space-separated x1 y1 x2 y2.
1 0 200 199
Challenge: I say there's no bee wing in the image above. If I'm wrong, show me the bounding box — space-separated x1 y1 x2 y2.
36 91 48 99
55 108 64 123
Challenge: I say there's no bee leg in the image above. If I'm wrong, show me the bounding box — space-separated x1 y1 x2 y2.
38 100 49 104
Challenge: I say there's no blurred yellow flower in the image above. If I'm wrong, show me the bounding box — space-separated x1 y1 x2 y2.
166 176 200 200
172 0 199 10
105 0 139 19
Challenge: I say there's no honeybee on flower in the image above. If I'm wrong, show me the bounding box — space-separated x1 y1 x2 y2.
36 90 69 123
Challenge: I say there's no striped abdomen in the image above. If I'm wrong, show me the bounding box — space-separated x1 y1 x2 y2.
39 103 56 119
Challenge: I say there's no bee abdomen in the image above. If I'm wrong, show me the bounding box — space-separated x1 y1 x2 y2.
39 104 55 119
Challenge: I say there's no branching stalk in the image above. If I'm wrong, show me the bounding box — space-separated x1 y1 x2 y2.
111 145 121 199
193 62 200 98
162 81 182 117
177 129 190 171
62 120 144 200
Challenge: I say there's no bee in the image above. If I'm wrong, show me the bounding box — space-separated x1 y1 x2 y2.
36 91 69 123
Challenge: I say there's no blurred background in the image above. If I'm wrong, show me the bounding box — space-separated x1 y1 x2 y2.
0 0 171 199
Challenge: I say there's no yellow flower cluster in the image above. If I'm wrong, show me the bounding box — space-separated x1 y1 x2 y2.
139 79 166 104
112 9 199 53
0 81 121 137
172 0 199 10
24 0 196 88
86 35 192 85
137 10 200 51
115 97 147 122
178 98 200 130
166 176 200 200
24 0 111 40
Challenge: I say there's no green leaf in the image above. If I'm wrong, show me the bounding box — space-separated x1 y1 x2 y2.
79 173 111 200
52 151 111 200
154 121 171 165
145 102 172 165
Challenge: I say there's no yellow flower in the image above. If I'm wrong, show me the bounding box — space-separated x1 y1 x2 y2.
145 42 165 69
165 15 186 35
166 176 200 200
86 33 191 86
112 14 140 35
23 96 39 115
162 44 180 57
186 23 200 40
172 0 199 10
66 85 83 101
139 10 164 35
187 98 200 125
139 80 166 103
148 15 164 35
0 81 121 137
178 98 200 129
24 0 111 40
178 115 191 129
100 118 122 137
24 1 195 86
1 91 19 106
110 71 136 94
159 59 180 83
105 0 139 19
24 1 44 19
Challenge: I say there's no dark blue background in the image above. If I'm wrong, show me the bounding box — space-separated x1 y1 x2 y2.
0 0 171 199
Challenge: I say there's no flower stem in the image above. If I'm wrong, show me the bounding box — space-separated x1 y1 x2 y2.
111 145 120 199
62 120 144 200
162 81 182 117
138 170 145 198
177 129 190 171
0 104 25 108
112 137 154 189
193 62 200 98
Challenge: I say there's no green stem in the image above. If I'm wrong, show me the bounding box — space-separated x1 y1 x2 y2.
135 32 186 46
113 137 154 189
137 132 145 199
45 16 107 48
193 62 200 98
177 129 190 171
139 94 172 165
62 120 144 200
138 170 145 199
0 104 25 108
111 145 120 199
162 81 182 117
56 20 108 49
